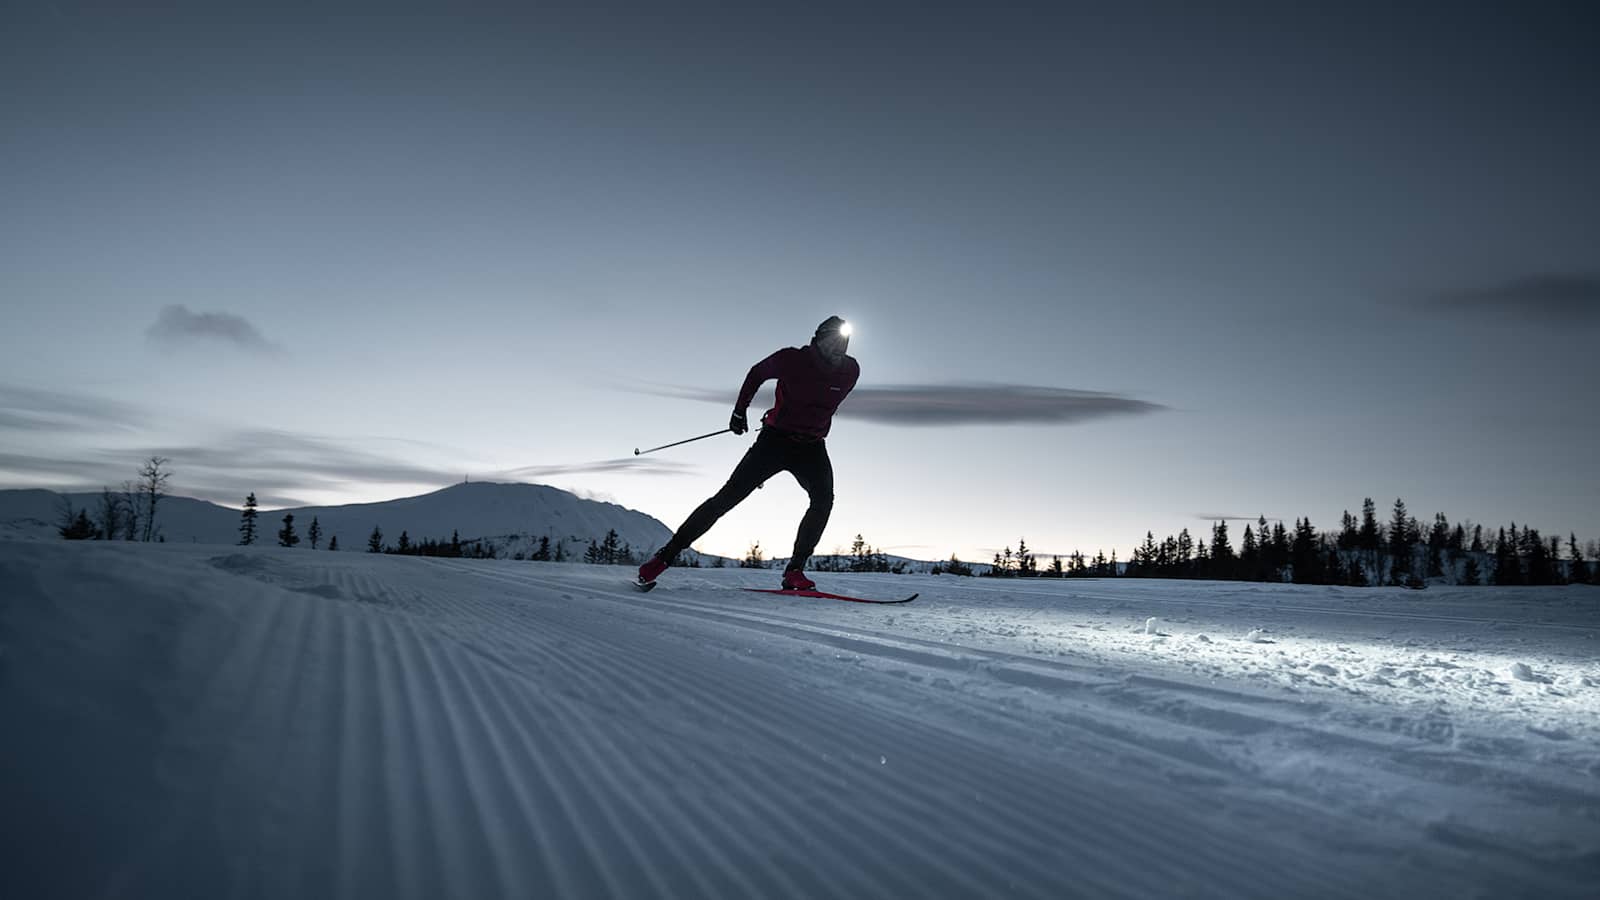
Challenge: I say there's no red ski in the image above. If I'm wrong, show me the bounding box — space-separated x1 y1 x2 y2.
743 588 918 605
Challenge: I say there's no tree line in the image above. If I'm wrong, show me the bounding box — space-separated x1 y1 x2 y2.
970 498 1598 587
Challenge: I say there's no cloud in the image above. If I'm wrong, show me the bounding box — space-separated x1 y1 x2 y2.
632 382 1165 426
1428 274 1600 325
503 458 696 479
0 385 143 433
146 304 283 353
0 385 693 504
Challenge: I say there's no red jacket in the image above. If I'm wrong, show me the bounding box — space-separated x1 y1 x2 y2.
736 345 860 439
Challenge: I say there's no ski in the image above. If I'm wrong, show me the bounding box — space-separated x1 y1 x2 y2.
742 588 918 605
631 579 658 592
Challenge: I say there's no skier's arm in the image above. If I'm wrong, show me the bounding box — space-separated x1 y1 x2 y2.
734 350 783 413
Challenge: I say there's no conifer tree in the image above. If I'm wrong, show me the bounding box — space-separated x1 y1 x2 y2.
58 507 97 540
1338 511 1359 551
1290 518 1323 584
278 513 299 548
1387 498 1412 585
1470 524 1484 554
1137 532 1158 576
451 530 462 558
1212 522 1238 579
1494 527 1523 585
308 516 322 550
1523 528 1554 585
328 535 339 552
1427 513 1449 573
741 541 765 568
368 526 384 553
533 536 551 561
1049 554 1063 577
1569 534 1590 585
601 529 622 565
1358 499 1381 573
238 492 259 546
1270 521 1289 580
396 530 411 554
1461 555 1481 586
1239 525 1258 581
1016 538 1035 576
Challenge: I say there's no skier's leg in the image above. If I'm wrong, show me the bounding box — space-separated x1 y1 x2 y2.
656 432 786 562
785 441 834 571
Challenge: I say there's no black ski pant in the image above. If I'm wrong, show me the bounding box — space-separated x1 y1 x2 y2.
659 428 833 570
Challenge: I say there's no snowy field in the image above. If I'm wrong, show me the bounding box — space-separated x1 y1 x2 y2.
2 541 1597 899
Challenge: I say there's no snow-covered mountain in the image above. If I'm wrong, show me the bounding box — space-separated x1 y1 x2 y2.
0 482 676 560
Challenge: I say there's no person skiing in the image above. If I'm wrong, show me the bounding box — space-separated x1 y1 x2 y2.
638 316 859 590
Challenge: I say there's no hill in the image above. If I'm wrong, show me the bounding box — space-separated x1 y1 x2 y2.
0 482 676 561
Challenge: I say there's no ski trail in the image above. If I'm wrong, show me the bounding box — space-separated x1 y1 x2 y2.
5 544 1596 898
426 561 1386 898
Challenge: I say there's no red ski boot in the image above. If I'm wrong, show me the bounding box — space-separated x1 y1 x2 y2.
637 555 668 587
780 569 816 591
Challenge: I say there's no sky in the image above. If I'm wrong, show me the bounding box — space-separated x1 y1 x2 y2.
2 2 1597 563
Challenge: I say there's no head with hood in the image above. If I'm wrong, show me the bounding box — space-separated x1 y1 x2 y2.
811 315 852 365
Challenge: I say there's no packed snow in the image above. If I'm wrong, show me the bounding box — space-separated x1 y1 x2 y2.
2 541 1597 898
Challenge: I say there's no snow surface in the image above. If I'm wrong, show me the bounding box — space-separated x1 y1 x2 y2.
2 540 1597 899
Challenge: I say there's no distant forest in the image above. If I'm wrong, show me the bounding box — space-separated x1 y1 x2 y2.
54 477 1597 588
962 497 1598 587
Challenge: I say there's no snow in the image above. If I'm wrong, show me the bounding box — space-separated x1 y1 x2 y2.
2 540 1597 898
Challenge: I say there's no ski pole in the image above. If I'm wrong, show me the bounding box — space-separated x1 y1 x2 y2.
634 428 732 456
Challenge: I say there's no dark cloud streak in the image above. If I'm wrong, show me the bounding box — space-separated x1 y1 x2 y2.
1428 274 1600 325
633 382 1165 427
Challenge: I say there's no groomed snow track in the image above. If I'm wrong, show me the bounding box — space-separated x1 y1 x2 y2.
2 542 1596 899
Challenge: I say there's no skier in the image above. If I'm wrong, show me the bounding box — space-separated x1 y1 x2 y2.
638 316 859 590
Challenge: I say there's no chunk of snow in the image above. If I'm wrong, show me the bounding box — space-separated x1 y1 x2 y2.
1509 663 1552 684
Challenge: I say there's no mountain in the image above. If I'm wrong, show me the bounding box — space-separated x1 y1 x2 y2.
0 482 676 560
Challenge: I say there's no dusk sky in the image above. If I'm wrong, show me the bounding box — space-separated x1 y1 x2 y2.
3 3 1596 562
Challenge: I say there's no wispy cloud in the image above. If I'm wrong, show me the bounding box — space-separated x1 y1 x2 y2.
632 382 1165 426
1428 274 1600 325
503 458 696 479
146 304 284 353
0 385 143 433
0 384 688 505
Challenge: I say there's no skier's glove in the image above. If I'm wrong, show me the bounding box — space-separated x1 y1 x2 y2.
729 409 749 435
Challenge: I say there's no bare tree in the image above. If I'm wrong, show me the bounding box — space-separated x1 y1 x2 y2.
96 488 126 542
120 480 141 541
137 457 172 542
